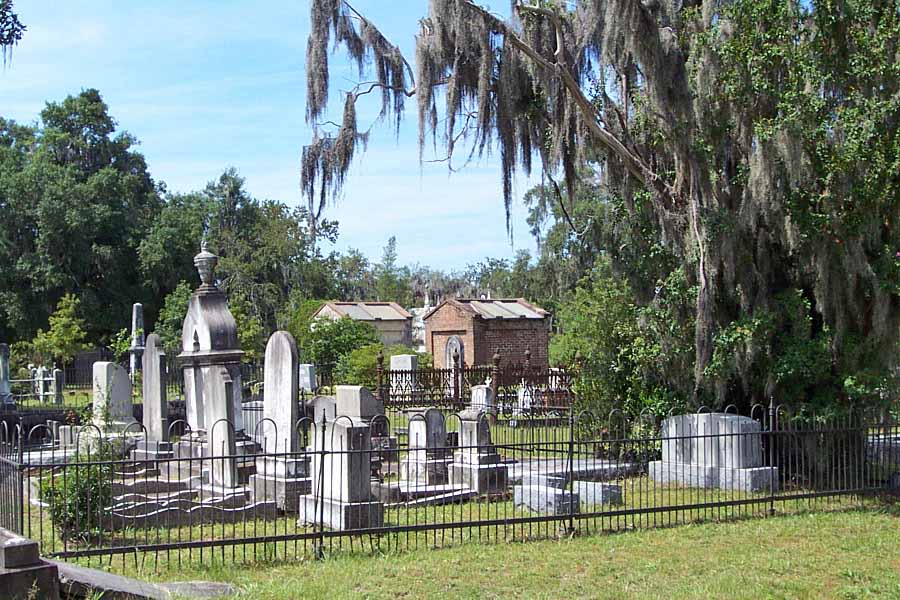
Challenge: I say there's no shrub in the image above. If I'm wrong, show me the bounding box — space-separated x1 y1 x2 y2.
40 450 114 543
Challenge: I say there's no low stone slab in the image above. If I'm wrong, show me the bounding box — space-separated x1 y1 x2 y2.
514 484 580 515
649 460 779 493
53 559 235 599
572 481 623 506
400 457 451 485
101 500 278 530
298 496 384 531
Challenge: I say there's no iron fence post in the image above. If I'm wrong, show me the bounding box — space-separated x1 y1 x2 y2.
490 349 501 404
768 396 776 516
315 409 327 560
567 403 576 535
452 350 461 406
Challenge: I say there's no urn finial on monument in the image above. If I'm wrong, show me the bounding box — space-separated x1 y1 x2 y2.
194 238 219 291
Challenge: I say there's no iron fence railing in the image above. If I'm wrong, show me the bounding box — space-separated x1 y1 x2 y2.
0 404 896 572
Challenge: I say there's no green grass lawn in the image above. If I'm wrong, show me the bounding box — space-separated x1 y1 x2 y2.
109 505 900 599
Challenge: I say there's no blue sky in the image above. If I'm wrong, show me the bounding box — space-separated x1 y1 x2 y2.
0 1 539 270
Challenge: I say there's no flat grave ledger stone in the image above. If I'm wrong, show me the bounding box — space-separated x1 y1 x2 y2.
572 481 623 506
513 484 580 516
648 413 779 493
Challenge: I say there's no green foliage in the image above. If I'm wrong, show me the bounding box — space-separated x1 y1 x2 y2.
0 90 160 342
551 261 693 420
110 326 140 363
334 343 432 390
40 443 115 542
304 316 379 367
30 294 89 366
230 294 266 363
281 297 325 361
155 281 192 355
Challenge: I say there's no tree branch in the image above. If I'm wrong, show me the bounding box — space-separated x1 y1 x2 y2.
479 1 676 208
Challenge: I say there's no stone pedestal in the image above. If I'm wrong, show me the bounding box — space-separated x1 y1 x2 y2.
298 402 384 530
251 459 311 513
470 385 494 412
648 413 779 493
449 410 508 494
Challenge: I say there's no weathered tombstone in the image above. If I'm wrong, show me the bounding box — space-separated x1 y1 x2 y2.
298 395 384 530
35 366 50 404
176 241 249 458
0 343 13 405
298 364 316 393
449 409 508 494
250 332 310 511
132 334 172 461
648 413 779 492
129 302 145 378
206 367 238 489
51 369 64 405
335 385 396 464
470 385 494 412
401 407 451 485
513 485 579 515
390 354 420 402
92 362 137 432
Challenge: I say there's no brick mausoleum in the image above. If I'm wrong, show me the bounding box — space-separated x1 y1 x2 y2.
423 298 551 368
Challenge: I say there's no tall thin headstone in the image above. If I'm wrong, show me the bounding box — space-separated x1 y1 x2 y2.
0 343 13 405
250 331 310 511
207 367 238 488
130 303 145 378
52 369 64 405
132 334 173 461
298 364 316 393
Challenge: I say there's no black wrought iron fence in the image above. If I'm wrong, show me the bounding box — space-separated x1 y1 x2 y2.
0 404 895 572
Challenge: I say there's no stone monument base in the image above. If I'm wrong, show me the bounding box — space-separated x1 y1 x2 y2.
450 462 508 494
130 440 174 462
250 474 311 512
513 484 580 515
401 457 451 485
649 460 779 493
298 496 384 531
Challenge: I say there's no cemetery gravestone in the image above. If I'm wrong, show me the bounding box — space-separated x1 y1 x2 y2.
132 334 172 461
648 413 779 492
401 407 451 485
250 331 311 512
298 364 316 393
298 394 384 530
449 408 508 494
0 343 13 405
130 303 145 378
470 385 494 413
92 362 137 432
